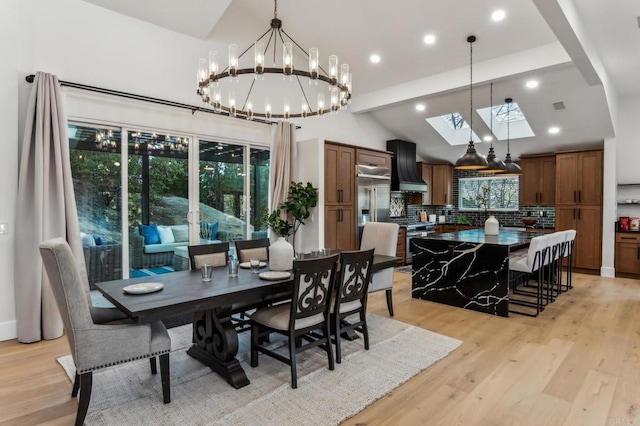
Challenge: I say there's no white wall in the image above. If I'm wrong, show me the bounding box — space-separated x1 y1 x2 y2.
0 0 19 341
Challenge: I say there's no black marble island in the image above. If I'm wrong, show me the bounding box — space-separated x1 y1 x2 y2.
411 229 544 317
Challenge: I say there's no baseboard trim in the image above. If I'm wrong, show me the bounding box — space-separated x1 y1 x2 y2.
0 320 17 342
601 266 615 278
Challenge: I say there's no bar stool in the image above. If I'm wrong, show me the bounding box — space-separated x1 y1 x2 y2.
508 234 551 317
563 229 576 290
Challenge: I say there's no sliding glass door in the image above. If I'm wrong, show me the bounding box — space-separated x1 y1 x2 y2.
68 124 124 288
127 131 191 276
69 122 270 284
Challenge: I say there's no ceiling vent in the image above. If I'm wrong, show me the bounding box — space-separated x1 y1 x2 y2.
553 101 566 111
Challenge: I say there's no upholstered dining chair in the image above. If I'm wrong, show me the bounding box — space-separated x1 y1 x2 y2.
39 238 171 426
331 248 375 363
360 222 400 316
250 254 339 388
188 242 229 270
234 238 269 263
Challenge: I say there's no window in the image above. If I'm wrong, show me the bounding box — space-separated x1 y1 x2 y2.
458 176 519 211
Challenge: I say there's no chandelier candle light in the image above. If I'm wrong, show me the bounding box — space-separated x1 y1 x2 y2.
197 0 352 121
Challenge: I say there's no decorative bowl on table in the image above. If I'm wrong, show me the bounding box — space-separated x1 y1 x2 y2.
522 218 538 227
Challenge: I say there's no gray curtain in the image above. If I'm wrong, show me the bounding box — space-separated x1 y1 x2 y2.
14 72 84 343
270 121 297 213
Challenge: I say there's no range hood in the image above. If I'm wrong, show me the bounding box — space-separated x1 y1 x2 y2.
386 139 428 192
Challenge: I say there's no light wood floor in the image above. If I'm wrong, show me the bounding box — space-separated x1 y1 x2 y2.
1 271 639 425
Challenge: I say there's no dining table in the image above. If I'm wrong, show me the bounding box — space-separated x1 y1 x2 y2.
95 252 399 388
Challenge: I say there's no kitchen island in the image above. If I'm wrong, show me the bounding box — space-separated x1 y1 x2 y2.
411 229 545 317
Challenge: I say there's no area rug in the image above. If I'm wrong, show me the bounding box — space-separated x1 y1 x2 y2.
395 265 413 274
57 314 461 425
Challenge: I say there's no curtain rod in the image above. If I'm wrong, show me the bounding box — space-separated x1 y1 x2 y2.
24 74 299 128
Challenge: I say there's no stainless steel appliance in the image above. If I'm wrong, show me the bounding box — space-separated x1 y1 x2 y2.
405 222 436 264
357 164 391 243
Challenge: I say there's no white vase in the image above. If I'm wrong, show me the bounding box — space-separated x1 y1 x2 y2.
484 215 499 235
269 237 294 271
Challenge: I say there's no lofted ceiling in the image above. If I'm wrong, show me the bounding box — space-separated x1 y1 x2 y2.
82 0 639 164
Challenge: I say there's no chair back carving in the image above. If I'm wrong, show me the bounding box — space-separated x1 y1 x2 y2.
188 243 230 270
234 238 269 263
290 254 339 325
335 249 375 312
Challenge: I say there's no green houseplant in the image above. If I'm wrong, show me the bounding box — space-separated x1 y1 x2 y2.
262 181 318 251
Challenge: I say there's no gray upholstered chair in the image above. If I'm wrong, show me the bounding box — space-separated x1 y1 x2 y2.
331 248 375 363
360 222 400 316
39 238 171 426
187 242 230 270
250 254 339 388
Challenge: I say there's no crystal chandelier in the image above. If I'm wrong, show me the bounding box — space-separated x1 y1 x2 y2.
196 0 352 121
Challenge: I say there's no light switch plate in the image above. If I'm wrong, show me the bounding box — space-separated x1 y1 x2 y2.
0 221 7 235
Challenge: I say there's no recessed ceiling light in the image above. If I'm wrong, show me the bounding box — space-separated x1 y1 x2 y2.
370 54 381 64
483 135 493 142
492 10 506 22
526 80 539 89
415 104 426 112
548 127 560 134
423 34 436 45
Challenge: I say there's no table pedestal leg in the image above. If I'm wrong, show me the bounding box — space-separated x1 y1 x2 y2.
187 308 250 388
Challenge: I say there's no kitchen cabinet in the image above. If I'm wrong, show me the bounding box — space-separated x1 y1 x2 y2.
396 227 406 266
556 205 602 270
324 205 355 252
520 155 556 205
411 163 432 205
554 149 603 272
615 232 640 276
431 164 453 205
356 148 391 168
556 150 603 205
324 142 356 250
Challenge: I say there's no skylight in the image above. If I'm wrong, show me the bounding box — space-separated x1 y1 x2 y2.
491 101 525 123
441 112 469 130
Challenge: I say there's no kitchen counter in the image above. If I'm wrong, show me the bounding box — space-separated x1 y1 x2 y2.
411 229 548 317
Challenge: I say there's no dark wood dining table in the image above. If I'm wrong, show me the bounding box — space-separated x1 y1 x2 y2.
95 253 399 388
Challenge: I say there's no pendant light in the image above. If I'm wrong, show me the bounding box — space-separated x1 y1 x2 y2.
502 97 523 176
477 82 506 174
455 35 488 170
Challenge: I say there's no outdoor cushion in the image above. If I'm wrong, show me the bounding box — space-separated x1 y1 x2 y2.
80 232 96 247
139 223 160 245
172 225 189 242
157 225 175 244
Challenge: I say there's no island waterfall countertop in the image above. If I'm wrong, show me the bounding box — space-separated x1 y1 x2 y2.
410 229 549 317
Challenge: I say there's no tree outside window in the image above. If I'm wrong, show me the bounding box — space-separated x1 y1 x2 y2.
458 176 519 211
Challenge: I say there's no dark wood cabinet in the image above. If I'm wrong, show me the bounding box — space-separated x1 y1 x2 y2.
556 150 603 205
324 142 356 250
520 155 556 205
615 233 640 276
396 227 406 266
556 204 602 271
554 150 603 272
431 164 453 206
356 148 391 168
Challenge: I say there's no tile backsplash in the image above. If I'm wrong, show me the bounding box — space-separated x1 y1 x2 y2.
388 169 556 228
390 196 406 218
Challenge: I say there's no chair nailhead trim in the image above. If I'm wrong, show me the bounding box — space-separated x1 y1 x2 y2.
77 349 170 374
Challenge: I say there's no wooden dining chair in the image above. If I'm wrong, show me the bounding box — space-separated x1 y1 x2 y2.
331 248 375 363
250 254 339 388
187 242 229 270
39 238 171 426
234 238 269 263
